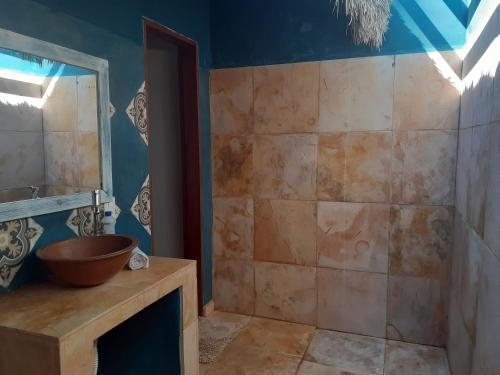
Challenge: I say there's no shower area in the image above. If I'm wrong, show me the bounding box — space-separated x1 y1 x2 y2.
203 1 500 374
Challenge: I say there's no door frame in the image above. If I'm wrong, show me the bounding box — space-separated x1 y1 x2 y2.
143 18 203 312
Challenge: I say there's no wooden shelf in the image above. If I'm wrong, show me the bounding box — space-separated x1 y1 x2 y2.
0 256 199 375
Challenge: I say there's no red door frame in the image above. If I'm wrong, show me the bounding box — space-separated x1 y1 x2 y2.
143 18 203 312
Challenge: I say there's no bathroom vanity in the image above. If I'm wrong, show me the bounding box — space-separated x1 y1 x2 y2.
0 257 199 375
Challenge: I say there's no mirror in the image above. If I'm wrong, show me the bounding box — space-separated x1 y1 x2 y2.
0 48 100 203
0 28 112 221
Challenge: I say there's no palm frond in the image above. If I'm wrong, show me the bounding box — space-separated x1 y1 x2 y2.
332 0 392 49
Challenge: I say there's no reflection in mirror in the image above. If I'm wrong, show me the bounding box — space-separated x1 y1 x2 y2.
0 47 100 204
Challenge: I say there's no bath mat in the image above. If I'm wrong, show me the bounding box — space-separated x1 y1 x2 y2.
199 313 249 364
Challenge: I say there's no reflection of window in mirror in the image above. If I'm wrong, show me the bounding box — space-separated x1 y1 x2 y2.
0 48 100 203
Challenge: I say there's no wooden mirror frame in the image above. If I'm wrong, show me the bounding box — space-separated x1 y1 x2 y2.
0 27 113 221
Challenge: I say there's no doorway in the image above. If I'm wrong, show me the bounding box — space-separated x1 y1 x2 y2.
143 19 203 311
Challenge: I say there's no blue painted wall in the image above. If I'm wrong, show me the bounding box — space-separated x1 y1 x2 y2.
0 0 213 304
210 0 468 68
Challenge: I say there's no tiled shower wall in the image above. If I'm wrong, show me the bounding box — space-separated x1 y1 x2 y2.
447 6 500 375
210 52 461 347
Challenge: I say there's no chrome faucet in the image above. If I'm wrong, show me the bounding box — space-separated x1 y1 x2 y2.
91 189 101 236
29 186 39 199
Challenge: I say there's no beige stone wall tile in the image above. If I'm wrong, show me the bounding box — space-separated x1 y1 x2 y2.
212 135 253 197
317 268 387 337
387 275 447 346
471 245 500 375
455 127 472 218
468 124 491 238
394 52 460 130
484 123 500 259
317 133 346 201
213 197 253 259
389 205 452 280
254 62 319 134
254 134 317 199
42 76 78 132
44 132 79 187
345 131 391 202
210 67 253 135
448 294 473 375
77 131 100 189
317 202 389 273
254 261 317 325
213 258 254 315
76 75 98 132
392 130 457 205
255 199 316 266
319 56 394 132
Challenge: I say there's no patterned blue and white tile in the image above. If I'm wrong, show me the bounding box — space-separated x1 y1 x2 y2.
131 175 151 234
66 203 121 236
126 82 148 145
109 102 116 119
0 218 43 288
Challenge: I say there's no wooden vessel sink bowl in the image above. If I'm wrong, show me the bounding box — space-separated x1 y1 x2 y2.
37 235 138 287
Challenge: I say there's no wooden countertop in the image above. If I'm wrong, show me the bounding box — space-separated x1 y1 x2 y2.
0 256 196 341
0 256 199 375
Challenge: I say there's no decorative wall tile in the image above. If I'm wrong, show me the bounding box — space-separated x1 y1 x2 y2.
468 124 491 237
455 127 472 218
213 258 254 315
66 206 104 236
213 197 253 259
319 56 394 132
387 275 447 346
317 133 346 201
254 261 316 325
389 205 452 280
126 82 148 145
0 218 43 288
212 135 253 197
109 102 116 119
253 62 319 134
317 268 387 337
254 199 316 266
317 202 389 273
304 330 385 374
385 340 450 375
393 52 460 130
392 130 457 205
131 175 151 234
345 131 391 202
254 134 317 200
210 68 253 135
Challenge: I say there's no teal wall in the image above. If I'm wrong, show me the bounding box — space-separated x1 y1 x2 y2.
0 0 213 304
210 0 468 68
